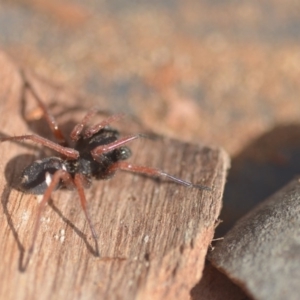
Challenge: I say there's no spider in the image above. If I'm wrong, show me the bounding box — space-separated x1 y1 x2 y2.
0 78 211 267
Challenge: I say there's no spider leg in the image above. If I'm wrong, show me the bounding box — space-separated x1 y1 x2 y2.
69 107 98 141
23 76 67 146
106 161 212 191
83 113 125 139
91 134 144 158
0 134 79 159
70 108 124 141
23 169 74 269
73 174 99 256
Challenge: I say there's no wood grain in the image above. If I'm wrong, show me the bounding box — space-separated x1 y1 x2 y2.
0 51 229 300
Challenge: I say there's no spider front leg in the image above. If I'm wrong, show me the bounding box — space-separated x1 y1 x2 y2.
70 107 99 141
0 134 79 159
91 134 144 158
24 169 74 269
83 113 125 139
73 173 99 256
106 161 212 191
22 74 67 146
69 108 124 141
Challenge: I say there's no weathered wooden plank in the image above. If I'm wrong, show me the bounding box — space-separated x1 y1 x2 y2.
0 51 229 300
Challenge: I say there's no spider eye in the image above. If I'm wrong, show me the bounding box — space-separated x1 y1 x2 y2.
116 147 132 160
20 157 65 194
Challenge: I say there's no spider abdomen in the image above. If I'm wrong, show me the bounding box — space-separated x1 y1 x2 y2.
20 157 66 194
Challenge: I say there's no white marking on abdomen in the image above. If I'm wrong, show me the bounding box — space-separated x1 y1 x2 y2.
45 172 52 186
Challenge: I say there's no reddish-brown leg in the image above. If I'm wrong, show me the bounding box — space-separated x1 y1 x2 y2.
74 174 99 256
91 134 143 158
23 79 67 145
69 107 98 141
0 134 79 159
23 169 74 269
84 113 125 139
106 161 212 190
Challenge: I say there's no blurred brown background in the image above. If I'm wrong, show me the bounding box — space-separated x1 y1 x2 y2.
1 0 300 236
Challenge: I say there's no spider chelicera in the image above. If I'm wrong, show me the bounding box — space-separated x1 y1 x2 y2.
0 78 211 267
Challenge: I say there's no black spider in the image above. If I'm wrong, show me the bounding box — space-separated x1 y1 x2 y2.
0 78 211 267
